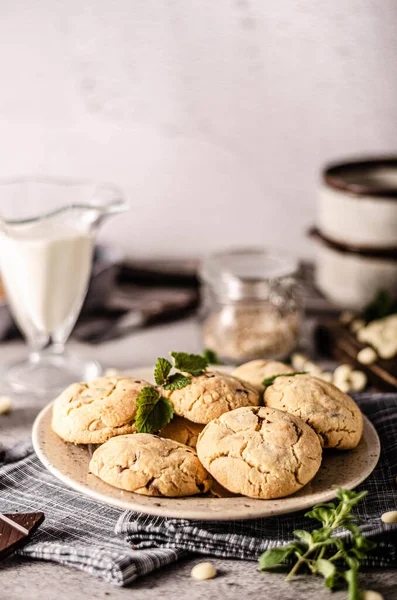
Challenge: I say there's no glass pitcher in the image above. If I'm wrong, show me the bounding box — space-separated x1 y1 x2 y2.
0 177 128 395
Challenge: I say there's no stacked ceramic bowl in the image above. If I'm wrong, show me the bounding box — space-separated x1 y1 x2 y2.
311 158 397 309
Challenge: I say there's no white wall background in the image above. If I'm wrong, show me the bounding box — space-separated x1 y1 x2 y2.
0 0 396 259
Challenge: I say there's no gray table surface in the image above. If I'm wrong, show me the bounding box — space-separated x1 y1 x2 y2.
0 318 396 600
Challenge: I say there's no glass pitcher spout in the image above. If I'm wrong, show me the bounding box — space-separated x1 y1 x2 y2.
0 177 129 234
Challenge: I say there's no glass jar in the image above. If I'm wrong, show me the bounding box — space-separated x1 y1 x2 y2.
199 248 303 364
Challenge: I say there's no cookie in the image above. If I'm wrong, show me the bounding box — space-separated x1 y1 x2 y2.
163 370 260 424
52 376 150 444
264 374 363 449
159 416 204 448
196 406 322 499
232 359 294 390
89 433 212 497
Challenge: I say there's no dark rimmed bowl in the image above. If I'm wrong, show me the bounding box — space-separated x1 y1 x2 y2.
320 156 397 249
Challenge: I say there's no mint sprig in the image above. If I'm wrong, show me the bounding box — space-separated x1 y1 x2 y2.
136 352 210 433
153 351 209 391
262 371 307 390
135 386 174 434
259 487 376 600
170 352 208 376
154 352 209 390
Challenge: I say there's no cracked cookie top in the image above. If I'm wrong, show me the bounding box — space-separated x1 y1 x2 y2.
52 376 150 444
89 433 212 497
162 370 260 424
159 416 204 448
196 406 322 499
232 359 294 390
264 374 363 449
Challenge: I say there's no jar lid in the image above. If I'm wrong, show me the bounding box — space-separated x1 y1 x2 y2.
200 248 298 300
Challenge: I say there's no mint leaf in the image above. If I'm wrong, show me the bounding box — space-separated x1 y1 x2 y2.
153 357 191 390
293 530 313 545
259 545 294 570
135 386 174 433
262 371 307 389
316 559 336 589
201 349 223 365
334 487 368 506
154 357 172 386
170 352 208 376
345 555 360 570
316 559 336 579
344 522 361 535
164 373 191 390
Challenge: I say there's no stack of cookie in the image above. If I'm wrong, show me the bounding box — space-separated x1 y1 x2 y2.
51 357 363 501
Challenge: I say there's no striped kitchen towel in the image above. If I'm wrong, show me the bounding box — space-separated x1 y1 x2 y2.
0 393 396 586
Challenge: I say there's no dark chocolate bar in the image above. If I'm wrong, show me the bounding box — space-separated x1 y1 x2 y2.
0 512 44 561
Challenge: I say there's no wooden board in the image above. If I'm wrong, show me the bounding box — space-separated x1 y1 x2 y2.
315 318 397 391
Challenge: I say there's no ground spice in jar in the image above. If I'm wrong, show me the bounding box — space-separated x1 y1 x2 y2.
202 303 299 363
200 249 303 364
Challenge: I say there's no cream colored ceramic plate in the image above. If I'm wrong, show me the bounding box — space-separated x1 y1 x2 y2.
32 367 381 521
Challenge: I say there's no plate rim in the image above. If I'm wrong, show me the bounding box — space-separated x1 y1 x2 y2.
32 393 381 521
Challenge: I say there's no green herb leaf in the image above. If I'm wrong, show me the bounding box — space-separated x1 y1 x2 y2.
352 536 377 552
163 373 191 390
135 386 174 433
259 545 294 570
334 487 368 506
154 358 172 386
316 559 336 589
293 530 313 546
170 351 208 376
343 522 361 535
305 506 335 525
262 372 307 389
345 555 360 570
201 348 223 365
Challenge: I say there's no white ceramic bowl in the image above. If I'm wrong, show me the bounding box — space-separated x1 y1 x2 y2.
311 228 397 309
319 158 397 248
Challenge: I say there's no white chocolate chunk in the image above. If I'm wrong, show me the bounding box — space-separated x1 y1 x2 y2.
381 510 397 524
349 370 367 392
357 347 377 365
339 310 355 325
360 591 384 600
357 329 368 343
350 319 365 333
333 363 353 384
191 562 217 580
335 381 351 393
291 353 308 371
0 396 12 415
304 361 323 376
378 343 397 360
317 371 333 383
